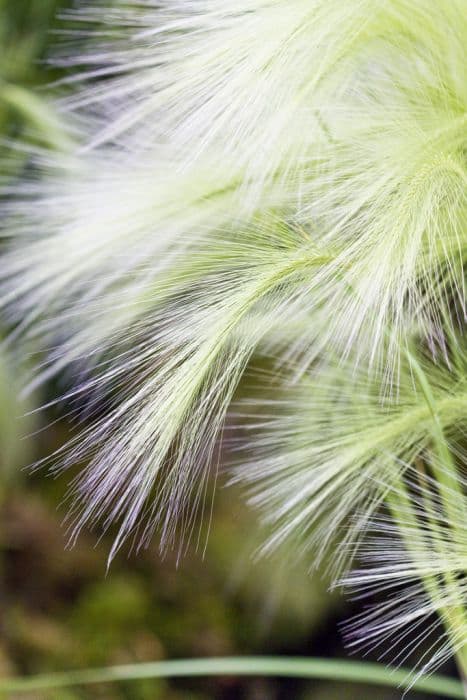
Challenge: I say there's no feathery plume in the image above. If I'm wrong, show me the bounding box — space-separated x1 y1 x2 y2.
233 341 467 568
341 461 467 680
0 0 465 595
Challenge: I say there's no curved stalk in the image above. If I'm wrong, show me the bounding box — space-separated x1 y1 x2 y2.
0 656 463 698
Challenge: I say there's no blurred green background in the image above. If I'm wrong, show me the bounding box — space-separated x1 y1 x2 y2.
0 3 455 699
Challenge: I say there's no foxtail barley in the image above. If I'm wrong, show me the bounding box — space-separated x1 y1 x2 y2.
1 0 466 686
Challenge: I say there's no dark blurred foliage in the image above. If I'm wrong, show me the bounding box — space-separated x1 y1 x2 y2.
0 0 64 159
0 3 453 699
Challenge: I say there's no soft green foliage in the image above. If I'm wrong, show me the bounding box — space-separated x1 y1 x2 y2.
0 0 68 160
237 338 467 676
234 341 467 567
0 0 466 691
0 345 36 486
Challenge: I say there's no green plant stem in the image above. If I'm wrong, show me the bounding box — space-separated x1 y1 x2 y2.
405 351 467 678
388 471 467 686
406 350 465 518
0 657 464 697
